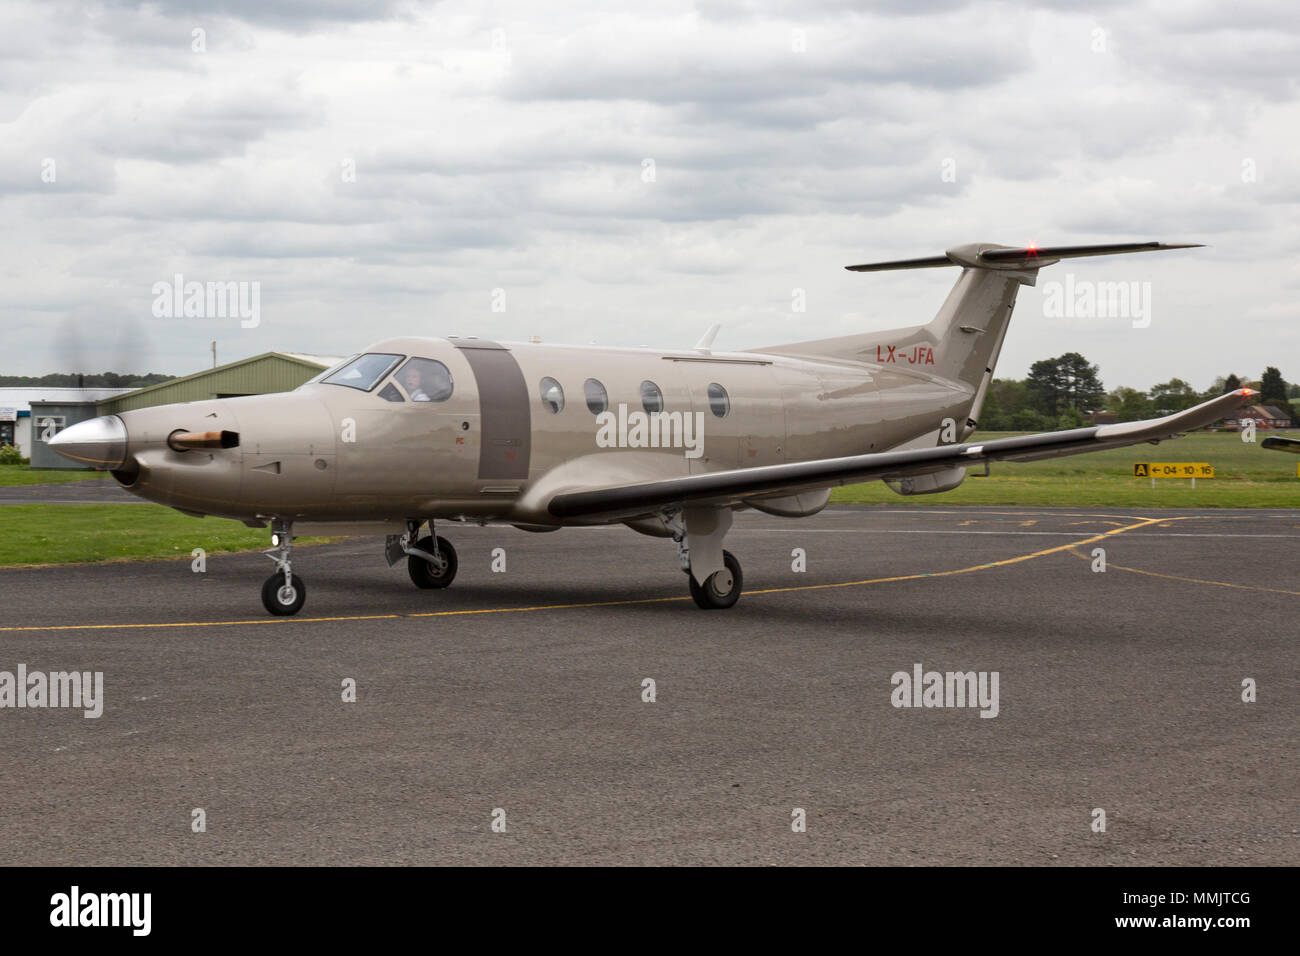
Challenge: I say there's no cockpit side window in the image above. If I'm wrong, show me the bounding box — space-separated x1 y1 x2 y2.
394 357 454 402
322 353 404 392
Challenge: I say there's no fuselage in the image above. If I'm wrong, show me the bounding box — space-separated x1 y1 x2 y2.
98 335 974 526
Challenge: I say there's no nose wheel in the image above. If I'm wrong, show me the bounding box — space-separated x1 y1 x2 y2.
262 572 306 616
261 520 307 616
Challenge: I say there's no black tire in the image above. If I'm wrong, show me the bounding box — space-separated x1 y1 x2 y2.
262 572 306 616
688 550 742 610
408 535 458 589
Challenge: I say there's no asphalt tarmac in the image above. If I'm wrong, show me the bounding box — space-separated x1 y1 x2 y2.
0 506 1294 865
0 478 141 505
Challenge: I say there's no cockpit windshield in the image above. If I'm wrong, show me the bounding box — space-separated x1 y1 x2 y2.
300 355 356 387
320 353 404 392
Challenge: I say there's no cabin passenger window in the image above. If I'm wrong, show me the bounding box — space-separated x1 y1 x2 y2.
584 379 608 415
539 377 565 413
395 358 454 402
641 380 663 414
322 353 404 392
707 383 730 418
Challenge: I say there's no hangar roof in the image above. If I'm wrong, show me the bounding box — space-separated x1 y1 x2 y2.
97 352 346 414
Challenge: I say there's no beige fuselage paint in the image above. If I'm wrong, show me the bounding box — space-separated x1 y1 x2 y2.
110 334 979 526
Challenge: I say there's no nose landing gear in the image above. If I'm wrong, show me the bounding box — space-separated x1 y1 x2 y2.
261 520 306 616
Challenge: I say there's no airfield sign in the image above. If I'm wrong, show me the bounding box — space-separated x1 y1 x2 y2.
1133 462 1213 488
1133 463 1214 478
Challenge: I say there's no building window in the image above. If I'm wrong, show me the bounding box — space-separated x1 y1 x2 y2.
641 380 663 414
395 358 454 402
707 383 730 418
584 378 608 415
539 377 565 413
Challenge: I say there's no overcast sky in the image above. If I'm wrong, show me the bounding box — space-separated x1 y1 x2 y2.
1 0 1296 390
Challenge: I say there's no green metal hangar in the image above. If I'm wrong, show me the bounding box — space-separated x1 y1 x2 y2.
32 352 342 469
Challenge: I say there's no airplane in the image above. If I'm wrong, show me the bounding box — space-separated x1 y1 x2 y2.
49 240 1256 616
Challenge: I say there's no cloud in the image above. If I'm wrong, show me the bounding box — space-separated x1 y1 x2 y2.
0 0 1297 390
103 0 414 30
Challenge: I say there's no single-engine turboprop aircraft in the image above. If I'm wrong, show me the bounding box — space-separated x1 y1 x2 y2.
50 241 1256 615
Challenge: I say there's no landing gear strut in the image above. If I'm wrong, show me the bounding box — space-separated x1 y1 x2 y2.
673 507 744 610
261 520 306 616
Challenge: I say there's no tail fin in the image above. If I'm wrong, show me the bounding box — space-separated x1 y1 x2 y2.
759 241 1202 431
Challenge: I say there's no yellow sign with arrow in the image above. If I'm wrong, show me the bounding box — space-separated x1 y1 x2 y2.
1132 463 1214 478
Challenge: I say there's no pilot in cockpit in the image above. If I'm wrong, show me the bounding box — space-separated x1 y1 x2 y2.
402 365 431 402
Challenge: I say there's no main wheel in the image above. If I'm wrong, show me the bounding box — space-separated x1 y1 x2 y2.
688 550 743 610
408 535 458 589
262 572 306 616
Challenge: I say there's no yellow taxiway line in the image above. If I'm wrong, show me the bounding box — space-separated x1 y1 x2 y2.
742 515 1180 597
0 514 1206 633
1066 547 1300 597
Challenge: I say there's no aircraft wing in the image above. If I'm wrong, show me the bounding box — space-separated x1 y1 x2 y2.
546 389 1256 521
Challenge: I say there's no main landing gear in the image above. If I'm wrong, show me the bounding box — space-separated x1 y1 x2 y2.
261 520 306 616
407 535 458 589
672 507 744 610
388 520 459 590
688 550 743 609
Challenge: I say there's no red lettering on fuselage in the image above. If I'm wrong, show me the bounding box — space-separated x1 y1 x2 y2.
876 345 935 365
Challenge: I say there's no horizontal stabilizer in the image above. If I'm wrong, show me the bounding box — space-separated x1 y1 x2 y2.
847 241 1203 273
844 255 955 272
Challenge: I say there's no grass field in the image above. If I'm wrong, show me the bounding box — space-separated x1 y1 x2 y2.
0 464 106 486
831 430 1300 507
0 504 334 567
0 430 1294 567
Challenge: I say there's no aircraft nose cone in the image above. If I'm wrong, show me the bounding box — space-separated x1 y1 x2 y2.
47 415 128 468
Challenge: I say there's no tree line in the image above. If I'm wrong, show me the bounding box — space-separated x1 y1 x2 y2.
980 353 1299 431
0 372 174 389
